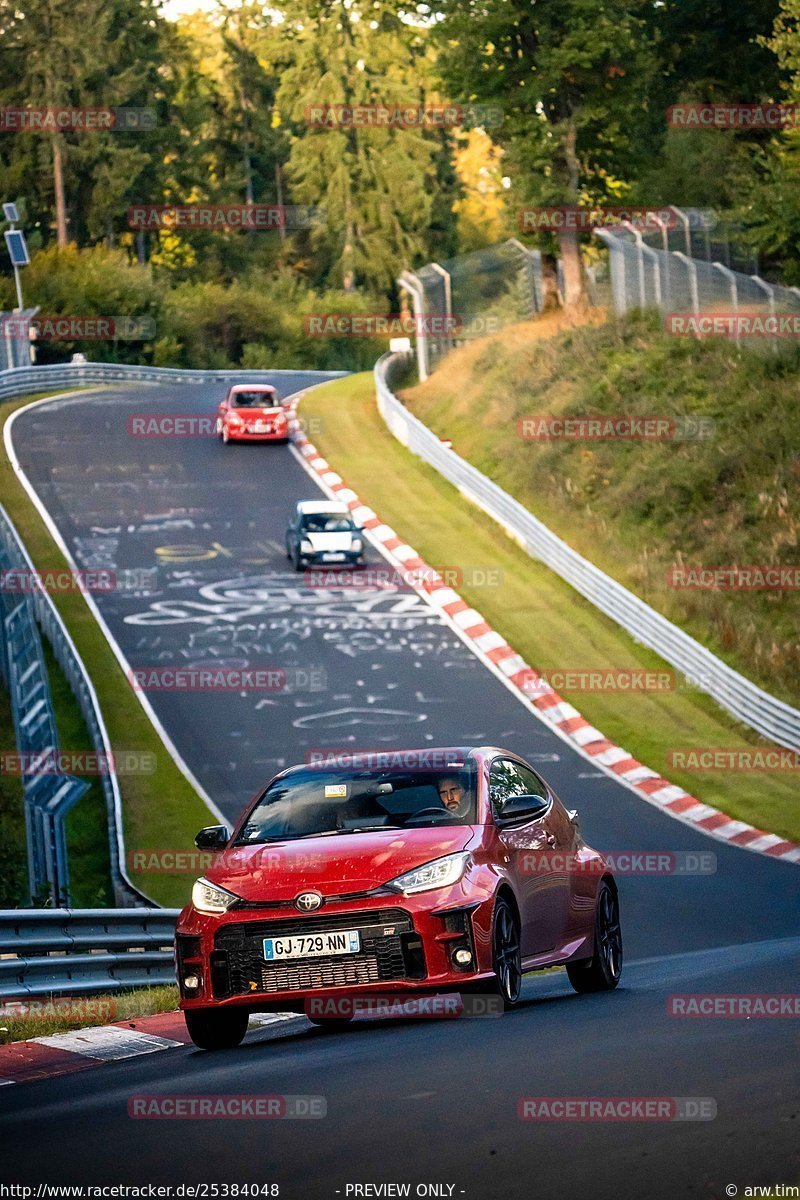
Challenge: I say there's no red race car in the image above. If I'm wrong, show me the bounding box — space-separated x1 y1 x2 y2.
216 384 289 444
176 747 622 1048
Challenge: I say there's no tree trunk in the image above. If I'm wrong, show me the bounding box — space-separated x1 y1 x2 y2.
558 227 584 306
52 134 68 247
559 117 584 306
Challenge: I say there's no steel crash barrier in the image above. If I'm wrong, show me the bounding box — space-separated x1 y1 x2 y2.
0 909 181 999
0 361 344 908
0 501 151 907
374 352 800 755
0 360 347 402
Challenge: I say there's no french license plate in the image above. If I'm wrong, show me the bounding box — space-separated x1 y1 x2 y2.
321 552 345 562
254 421 270 432
263 930 361 961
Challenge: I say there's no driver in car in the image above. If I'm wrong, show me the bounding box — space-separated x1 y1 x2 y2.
437 776 470 818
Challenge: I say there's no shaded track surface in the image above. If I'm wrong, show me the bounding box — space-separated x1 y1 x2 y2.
2 379 798 1198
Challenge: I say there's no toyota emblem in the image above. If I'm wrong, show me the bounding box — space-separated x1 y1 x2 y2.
295 892 323 912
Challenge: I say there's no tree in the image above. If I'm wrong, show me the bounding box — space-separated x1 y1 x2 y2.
0 0 180 249
275 0 457 295
432 0 657 305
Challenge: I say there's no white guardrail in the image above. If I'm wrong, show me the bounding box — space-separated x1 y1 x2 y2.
374 352 800 754
0 360 347 402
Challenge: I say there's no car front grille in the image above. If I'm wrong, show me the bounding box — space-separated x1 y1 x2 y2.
212 909 425 998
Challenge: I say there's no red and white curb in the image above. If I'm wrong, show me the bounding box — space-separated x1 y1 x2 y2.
287 391 800 867
0 1011 301 1086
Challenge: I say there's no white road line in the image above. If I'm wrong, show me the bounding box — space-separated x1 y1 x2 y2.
34 1026 184 1060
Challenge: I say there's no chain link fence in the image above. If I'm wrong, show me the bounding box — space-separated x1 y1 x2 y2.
594 207 800 354
400 239 543 380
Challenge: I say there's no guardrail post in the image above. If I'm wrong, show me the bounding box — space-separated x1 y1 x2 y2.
751 275 779 357
670 206 692 257
397 271 430 382
428 262 453 353
711 262 740 347
673 252 700 320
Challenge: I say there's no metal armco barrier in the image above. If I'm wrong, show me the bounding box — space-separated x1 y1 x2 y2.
0 909 180 999
0 361 347 403
0 503 148 906
0 529 89 905
374 352 800 754
0 361 346 909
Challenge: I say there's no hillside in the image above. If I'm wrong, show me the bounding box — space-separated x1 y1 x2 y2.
400 312 800 707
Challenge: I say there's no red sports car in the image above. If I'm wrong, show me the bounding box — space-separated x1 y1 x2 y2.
176 747 622 1049
216 384 289 443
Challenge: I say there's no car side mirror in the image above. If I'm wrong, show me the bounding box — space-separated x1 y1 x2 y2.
499 794 550 823
194 825 230 851
567 808 580 832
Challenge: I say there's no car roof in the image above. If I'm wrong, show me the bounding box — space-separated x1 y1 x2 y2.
229 383 277 393
297 500 351 515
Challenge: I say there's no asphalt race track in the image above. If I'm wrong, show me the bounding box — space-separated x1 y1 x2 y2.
2 377 798 1199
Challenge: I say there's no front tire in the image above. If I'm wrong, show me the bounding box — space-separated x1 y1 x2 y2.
566 881 622 993
490 895 522 1008
184 1007 248 1050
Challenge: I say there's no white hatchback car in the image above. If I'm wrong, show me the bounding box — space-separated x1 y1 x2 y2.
285 500 365 570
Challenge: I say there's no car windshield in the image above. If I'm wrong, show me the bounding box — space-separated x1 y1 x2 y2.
231 390 278 408
236 760 477 842
300 514 355 533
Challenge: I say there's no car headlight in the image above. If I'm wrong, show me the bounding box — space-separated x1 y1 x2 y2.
386 852 470 895
351 537 363 551
300 538 313 552
191 876 240 914
228 414 243 426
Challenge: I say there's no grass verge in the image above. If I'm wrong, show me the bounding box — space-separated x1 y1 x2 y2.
300 372 799 843
0 985 179 1044
0 391 213 907
402 310 800 708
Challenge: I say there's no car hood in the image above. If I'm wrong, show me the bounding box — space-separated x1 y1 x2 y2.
206 825 477 901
